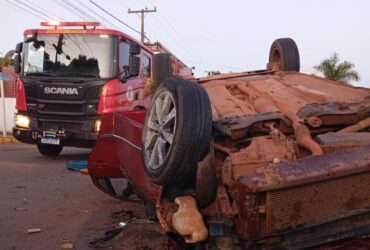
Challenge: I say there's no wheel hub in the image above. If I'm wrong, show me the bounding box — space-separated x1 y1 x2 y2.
144 90 177 170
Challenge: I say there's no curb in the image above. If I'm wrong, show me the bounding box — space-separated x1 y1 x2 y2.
0 136 20 144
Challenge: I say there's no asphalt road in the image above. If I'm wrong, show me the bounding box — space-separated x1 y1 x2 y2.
0 144 166 250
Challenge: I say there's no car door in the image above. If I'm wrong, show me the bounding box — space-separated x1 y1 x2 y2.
113 45 160 201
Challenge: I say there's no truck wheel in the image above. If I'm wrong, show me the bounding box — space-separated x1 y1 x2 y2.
142 78 212 186
37 144 63 157
268 38 300 72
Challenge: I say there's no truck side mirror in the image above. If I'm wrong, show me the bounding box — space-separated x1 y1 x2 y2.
120 65 130 83
15 42 23 54
128 55 140 77
14 54 21 74
129 43 140 55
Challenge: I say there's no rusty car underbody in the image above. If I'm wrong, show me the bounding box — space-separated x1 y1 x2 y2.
186 70 370 249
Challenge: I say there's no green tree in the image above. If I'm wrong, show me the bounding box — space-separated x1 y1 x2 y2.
314 53 360 84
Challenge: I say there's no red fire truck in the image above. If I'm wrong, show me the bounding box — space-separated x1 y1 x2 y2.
12 21 191 156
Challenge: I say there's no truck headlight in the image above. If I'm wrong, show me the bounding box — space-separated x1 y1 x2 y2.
94 120 101 133
15 114 31 129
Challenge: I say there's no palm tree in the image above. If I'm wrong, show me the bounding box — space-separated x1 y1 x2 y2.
314 53 360 84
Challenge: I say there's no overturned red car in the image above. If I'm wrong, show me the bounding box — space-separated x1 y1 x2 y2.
88 37 370 249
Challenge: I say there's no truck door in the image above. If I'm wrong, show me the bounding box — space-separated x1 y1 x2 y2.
117 40 151 111
113 46 159 201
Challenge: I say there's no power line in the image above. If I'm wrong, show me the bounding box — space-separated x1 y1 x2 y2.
22 0 61 20
125 0 201 63
123 0 196 61
16 0 54 19
128 7 157 43
76 0 121 29
138 0 236 72
62 0 97 21
88 0 141 36
3 0 45 19
55 0 90 20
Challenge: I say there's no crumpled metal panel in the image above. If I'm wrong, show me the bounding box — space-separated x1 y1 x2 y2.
298 101 370 127
317 132 370 146
213 112 292 139
239 144 370 192
267 171 370 232
224 136 297 181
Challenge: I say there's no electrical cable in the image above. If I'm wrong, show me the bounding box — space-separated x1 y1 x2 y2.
88 0 141 36
3 0 45 19
22 0 61 20
55 0 89 20
16 0 54 19
75 0 121 29
61 0 97 21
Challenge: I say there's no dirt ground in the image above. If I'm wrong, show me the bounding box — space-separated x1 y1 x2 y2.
0 144 168 250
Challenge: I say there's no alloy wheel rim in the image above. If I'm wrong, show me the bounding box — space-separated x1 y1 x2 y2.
144 90 177 170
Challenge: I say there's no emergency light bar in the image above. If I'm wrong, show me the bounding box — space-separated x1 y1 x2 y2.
40 21 100 28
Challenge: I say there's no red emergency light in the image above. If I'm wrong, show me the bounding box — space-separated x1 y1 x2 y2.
40 21 101 29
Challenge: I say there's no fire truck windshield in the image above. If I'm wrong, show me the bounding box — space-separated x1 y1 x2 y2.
23 34 117 79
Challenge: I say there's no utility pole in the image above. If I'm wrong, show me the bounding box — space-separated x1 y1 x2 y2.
128 7 157 43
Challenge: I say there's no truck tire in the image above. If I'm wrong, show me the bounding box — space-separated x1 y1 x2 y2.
268 38 300 72
152 53 172 87
142 78 212 186
37 144 63 157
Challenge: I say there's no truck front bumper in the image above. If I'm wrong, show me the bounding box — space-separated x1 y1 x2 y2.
13 113 99 148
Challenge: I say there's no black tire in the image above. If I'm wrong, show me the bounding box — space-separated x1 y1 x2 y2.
37 143 63 157
268 38 300 72
152 53 172 87
142 78 212 186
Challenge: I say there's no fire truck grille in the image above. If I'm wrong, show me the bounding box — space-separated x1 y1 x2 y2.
42 103 84 113
266 172 370 233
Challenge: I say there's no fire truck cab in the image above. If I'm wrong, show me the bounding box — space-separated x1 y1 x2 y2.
13 21 190 156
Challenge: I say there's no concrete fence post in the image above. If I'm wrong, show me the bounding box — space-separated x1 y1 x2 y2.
0 79 6 136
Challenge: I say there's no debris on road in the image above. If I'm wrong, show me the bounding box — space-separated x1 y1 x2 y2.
89 227 125 248
14 207 27 211
66 160 88 171
61 242 73 249
89 209 156 248
79 168 89 175
27 228 42 234
111 209 135 220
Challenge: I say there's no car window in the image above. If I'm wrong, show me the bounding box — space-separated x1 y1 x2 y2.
142 54 151 77
119 40 130 77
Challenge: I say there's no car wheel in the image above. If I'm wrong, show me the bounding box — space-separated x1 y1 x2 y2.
142 78 212 186
268 38 300 72
37 143 63 157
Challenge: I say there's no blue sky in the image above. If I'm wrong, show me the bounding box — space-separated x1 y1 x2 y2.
0 0 369 87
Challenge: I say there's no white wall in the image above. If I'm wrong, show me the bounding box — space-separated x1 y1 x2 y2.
0 98 16 134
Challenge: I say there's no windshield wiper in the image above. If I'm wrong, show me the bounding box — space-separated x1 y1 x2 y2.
63 72 99 78
26 72 57 77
